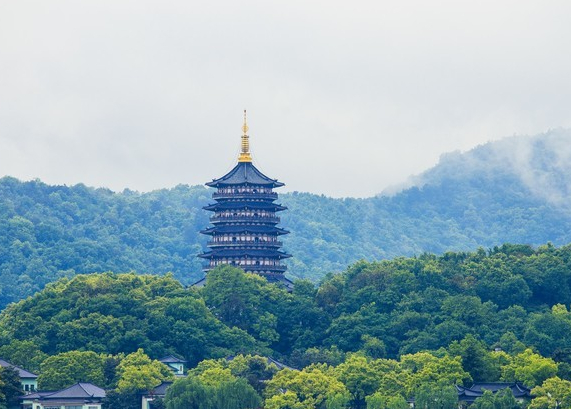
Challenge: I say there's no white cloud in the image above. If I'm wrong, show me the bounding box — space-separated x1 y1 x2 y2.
1 0 570 197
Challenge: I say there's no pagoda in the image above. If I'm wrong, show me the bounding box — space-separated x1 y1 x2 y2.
198 111 292 288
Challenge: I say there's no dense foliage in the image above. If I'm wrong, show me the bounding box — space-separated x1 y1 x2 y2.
1 245 571 406
0 273 259 364
3 245 571 365
0 366 21 409
2 132 571 308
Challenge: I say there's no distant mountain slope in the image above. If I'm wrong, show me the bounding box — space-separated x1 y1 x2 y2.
398 128 571 210
284 129 571 276
1 129 571 308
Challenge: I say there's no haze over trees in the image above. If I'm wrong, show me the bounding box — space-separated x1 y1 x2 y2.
1 130 571 308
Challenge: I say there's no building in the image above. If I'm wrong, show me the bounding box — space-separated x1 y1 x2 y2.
456 382 532 406
198 111 292 289
158 355 186 376
140 381 173 409
0 358 38 393
20 382 105 409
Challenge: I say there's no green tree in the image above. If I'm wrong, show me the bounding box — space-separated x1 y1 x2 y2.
334 354 382 409
366 392 409 409
400 352 471 394
414 382 458 409
471 389 520 409
0 340 47 372
0 374 5 409
103 389 141 409
38 350 105 390
226 354 279 394
501 349 558 387
202 265 282 345
115 349 174 393
165 371 261 409
529 377 571 409
448 335 499 381
0 367 22 409
166 377 213 409
265 366 351 409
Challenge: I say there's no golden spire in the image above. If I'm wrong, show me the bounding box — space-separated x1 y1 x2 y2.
238 109 252 162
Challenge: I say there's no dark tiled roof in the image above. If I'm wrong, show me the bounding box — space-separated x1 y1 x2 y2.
456 382 531 402
267 357 296 370
159 355 187 364
206 162 284 188
0 358 38 379
145 381 174 396
200 225 289 235
191 277 207 287
226 355 296 372
264 274 295 291
203 202 287 211
42 383 106 400
20 391 55 400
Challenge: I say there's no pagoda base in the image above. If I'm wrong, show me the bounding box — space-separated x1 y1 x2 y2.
191 271 294 292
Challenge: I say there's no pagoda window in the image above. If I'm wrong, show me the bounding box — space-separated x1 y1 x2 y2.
232 237 237 242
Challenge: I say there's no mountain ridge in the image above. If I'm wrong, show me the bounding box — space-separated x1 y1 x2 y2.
1 129 570 308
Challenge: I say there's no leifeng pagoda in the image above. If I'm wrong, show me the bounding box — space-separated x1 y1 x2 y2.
198 111 293 289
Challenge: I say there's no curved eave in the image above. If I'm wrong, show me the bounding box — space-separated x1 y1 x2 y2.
199 250 292 258
203 202 287 212
200 226 290 235
206 162 284 188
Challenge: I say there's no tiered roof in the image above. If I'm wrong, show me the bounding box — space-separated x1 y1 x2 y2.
206 161 284 188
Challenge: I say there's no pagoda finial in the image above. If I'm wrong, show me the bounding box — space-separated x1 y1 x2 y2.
238 109 252 162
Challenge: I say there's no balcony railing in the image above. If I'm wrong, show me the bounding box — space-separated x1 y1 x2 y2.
207 240 283 247
210 215 280 224
204 263 287 272
212 191 278 200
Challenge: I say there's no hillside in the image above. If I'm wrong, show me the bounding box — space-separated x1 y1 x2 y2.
4 253 571 408
1 129 571 307
3 245 571 363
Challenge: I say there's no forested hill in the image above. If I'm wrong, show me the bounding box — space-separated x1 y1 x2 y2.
1 129 571 308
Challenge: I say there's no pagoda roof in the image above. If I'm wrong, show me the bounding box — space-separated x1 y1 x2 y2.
201 225 289 235
199 249 292 259
206 162 284 188
204 201 286 211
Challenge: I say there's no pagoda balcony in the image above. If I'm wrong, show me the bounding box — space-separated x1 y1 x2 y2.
203 263 288 273
212 191 278 200
207 240 283 247
210 215 280 224
245 264 288 273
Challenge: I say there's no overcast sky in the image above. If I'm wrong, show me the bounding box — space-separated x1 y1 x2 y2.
1 0 570 197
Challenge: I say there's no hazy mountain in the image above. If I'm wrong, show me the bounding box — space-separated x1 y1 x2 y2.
284 129 571 277
394 128 571 210
1 129 570 308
